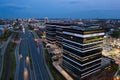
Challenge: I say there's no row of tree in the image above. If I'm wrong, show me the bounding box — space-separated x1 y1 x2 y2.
110 30 120 38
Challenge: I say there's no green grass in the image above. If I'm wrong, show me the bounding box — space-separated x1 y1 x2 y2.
1 53 6 80
36 31 43 39
1 33 17 80
28 25 34 30
28 45 33 70
43 42 66 80
1 43 16 80
0 31 12 41
10 43 16 80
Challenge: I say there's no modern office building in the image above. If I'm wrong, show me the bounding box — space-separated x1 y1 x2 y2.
61 25 104 79
56 26 63 47
56 24 71 47
46 23 71 44
46 23 56 43
46 23 104 79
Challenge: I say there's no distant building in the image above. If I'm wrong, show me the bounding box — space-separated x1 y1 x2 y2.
44 17 49 23
0 30 2 36
0 25 6 36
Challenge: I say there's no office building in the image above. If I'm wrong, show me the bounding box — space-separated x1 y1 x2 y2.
61 25 104 79
56 24 71 47
46 23 104 79
46 23 56 43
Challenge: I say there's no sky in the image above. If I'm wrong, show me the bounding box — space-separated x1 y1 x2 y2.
0 0 120 19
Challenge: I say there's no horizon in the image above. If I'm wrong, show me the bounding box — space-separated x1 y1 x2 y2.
0 0 120 18
1 16 120 20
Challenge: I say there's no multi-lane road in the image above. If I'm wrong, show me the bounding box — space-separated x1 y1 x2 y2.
0 27 52 80
32 31 53 80
28 31 50 80
15 27 51 80
17 32 32 80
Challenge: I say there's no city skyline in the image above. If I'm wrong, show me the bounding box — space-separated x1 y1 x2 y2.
0 0 120 18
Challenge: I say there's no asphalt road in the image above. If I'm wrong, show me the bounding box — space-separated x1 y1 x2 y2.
33 31 53 80
18 32 32 80
28 31 50 80
16 28 51 80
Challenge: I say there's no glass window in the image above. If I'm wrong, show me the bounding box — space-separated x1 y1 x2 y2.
64 53 101 64
63 57 101 70
62 60 81 76
63 45 102 57
84 30 104 34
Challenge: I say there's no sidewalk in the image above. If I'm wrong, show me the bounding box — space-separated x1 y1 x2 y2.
46 42 73 80
53 62 73 80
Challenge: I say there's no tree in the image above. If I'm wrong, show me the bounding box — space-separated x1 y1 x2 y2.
28 25 34 30
111 30 120 38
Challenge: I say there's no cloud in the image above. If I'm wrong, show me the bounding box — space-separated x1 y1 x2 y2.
0 3 30 9
64 0 86 4
68 1 80 4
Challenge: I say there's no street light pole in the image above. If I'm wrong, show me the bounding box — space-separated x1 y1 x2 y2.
114 63 120 80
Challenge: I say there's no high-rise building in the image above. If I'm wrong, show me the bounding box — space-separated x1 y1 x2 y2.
56 26 63 47
62 25 104 79
46 23 56 43
46 23 105 79
56 24 71 47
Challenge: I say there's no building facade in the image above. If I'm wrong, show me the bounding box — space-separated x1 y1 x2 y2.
56 26 63 47
62 25 104 79
46 23 105 79
46 24 56 43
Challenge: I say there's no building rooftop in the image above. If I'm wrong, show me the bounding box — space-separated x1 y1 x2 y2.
46 23 103 31
46 23 72 26
71 25 102 31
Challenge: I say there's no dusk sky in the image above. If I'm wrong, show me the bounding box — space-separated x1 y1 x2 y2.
0 0 120 18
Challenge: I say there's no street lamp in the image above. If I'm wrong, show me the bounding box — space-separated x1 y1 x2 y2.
114 62 120 80
114 76 120 80
116 76 120 80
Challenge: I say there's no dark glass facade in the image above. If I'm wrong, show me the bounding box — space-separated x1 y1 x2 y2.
63 45 102 57
64 27 104 35
62 34 104 44
56 26 63 46
62 26 104 79
46 24 104 79
46 25 56 43
63 39 102 49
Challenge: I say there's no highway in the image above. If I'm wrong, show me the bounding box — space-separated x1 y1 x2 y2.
15 43 20 80
0 25 52 80
28 31 50 80
32 31 53 80
15 27 51 80
17 32 32 80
